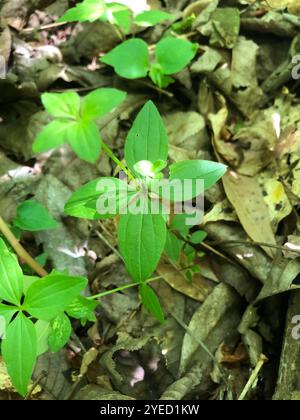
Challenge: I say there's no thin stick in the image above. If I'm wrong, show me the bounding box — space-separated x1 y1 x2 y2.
24 371 47 400
0 217 48 277
133 80 174 98
94 229 122 259
238 354 268 401
21 21 68 34
211 239 292 253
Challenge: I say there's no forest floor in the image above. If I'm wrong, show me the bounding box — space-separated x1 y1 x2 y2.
1 0 300 400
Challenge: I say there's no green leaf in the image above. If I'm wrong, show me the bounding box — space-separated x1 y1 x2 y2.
65 120 101 163
107 3 132 33
149 64 174 88
32 119 73 154
184 244 196 263
64 177 136 219
14 200 58 232
101 39 149 79
118 212 166 282
125 101 168 174
170 213 192 236
23 274 87 321
0 303 18 326
190 230 207 244
66 296 97 325
35 320 51 356
2 313 37 396
81 88 126 120
169 160 227 198
64 178 103 220
0 239 23 305
139 283 164 323
165 231 183 262
134 10 173 27
155 37 197 75
41 92 80 119
23 275 39 294
58 0 106 22
48 313 72 353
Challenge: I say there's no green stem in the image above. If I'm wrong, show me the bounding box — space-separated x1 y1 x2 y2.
88 274 162 300
101 141 135 181
89 265 194 301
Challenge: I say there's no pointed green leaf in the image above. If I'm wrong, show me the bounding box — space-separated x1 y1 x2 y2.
14 200 58 231
125 101 168 174
66 120 101 163
2 313 37 396
32 119 72 154
101 39 149 79
23 276 39 294
58 0 106 22
118 212 166 282
190 230 207 244
35 320 51 356
165 231 183 262
149 64 174 88
155 37 197 74
81 88 126 120
64 177 136 219
170 213 192 236
107 3 132 33
169 160 227 199
41 92 80 119
64 178 103 220
0 303 17 339
0 239 23 305
139 283 164 323
0 303 17 326
66 296 97 325
23 274 87 321
48 313 72 353
134 10 173 27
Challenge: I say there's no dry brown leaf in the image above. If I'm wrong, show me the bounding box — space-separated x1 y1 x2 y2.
223 171 276 258
157 263 213 302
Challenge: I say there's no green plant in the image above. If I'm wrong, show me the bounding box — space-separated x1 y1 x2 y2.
0 99 226 397
58 0 173 34
32 88 126 163
64 100 227 319
0 238 94 396
101 37 198 88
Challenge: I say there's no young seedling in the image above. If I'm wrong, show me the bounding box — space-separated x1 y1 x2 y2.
58 0 173 34
65 100 227 321
32 88 126 163
101 37 198 88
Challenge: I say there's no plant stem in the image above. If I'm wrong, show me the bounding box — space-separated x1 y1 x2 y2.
101 141 135 181
89 265 194 300
88 275 162 300
21 21 68 33
0 217 48 277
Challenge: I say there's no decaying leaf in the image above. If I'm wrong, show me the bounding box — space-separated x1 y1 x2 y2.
179 283 242 375
157 262 213 302
222 171 277 258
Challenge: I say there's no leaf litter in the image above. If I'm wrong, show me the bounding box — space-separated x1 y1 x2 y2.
1 0 300 401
